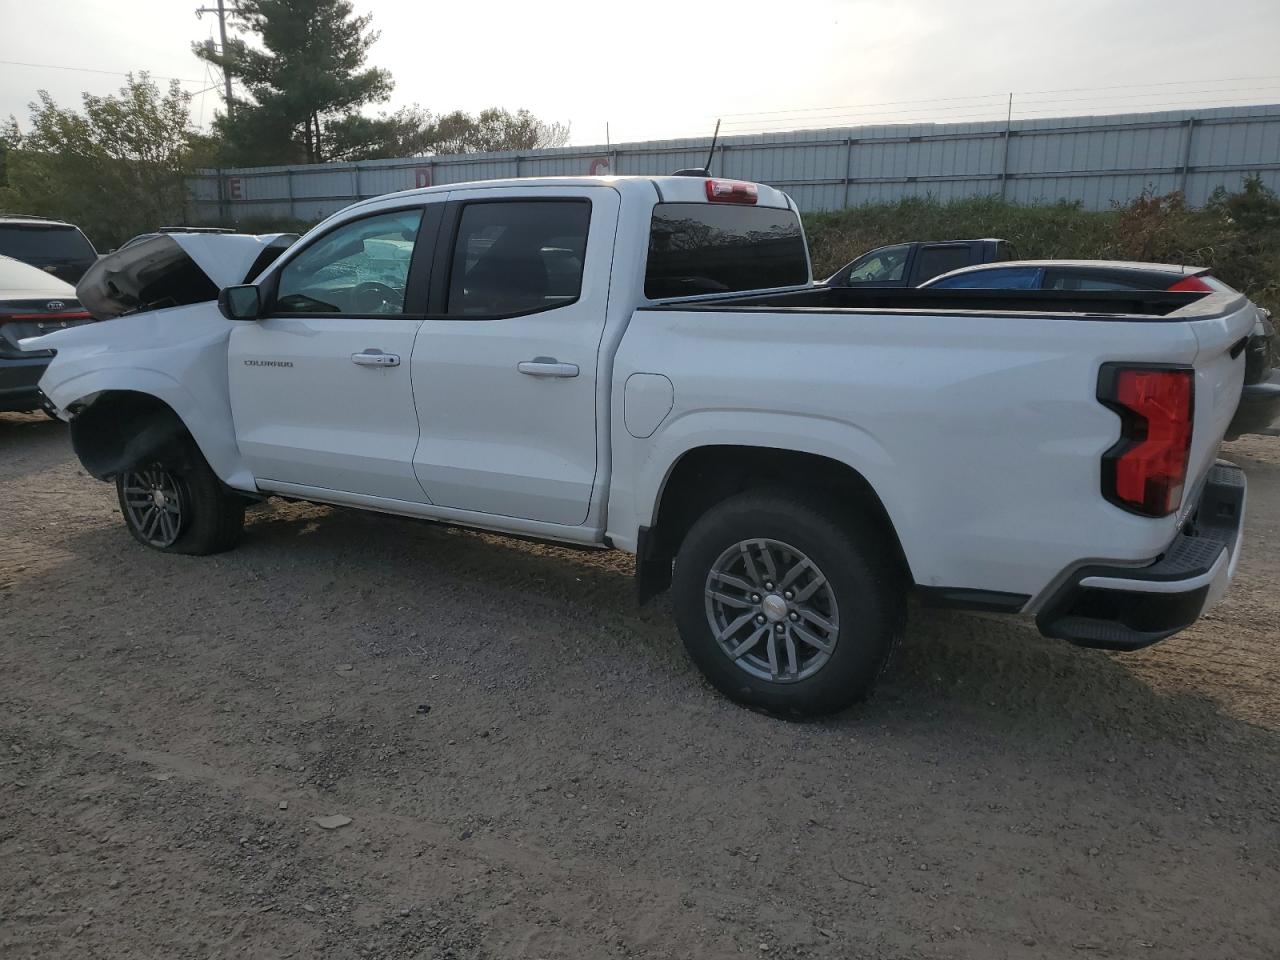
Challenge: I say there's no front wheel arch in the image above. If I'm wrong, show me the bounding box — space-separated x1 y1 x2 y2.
69 391 196 481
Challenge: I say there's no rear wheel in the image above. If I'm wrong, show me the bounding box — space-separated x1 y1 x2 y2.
115 441 244 555
672 491 904 716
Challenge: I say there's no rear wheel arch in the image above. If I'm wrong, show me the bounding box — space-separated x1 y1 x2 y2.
637 445 912 603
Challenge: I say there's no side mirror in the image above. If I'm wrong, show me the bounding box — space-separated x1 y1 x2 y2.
218 284 262 321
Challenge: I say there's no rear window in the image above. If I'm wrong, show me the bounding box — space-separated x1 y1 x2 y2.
0 225 96 261
645 203 808 299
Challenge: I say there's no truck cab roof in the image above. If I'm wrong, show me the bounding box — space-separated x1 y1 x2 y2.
351 175 797 212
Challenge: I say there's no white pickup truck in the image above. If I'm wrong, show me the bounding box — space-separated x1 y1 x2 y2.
36 175 1252 715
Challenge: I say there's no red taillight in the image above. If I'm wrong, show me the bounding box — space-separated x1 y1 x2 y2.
1167 275 1213 293
0 310 92 324
1099 365 1194 517
705 179 758 204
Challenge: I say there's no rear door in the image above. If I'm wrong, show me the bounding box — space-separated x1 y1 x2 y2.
228 202 441 501
410 185 619 526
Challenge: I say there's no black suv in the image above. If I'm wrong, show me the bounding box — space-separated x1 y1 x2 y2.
0 216 99 284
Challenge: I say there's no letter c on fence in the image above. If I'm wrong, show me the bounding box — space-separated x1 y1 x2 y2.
589 157 611 176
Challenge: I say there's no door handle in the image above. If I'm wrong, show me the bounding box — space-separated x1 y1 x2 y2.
352 349 400 367
518 358 579 378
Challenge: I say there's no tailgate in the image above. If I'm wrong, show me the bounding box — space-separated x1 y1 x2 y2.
1183 300 1255 516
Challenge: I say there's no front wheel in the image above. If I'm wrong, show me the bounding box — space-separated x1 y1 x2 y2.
672 491 904 716
115 442 245 555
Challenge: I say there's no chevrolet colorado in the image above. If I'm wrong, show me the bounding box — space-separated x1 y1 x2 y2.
33 176 1252 715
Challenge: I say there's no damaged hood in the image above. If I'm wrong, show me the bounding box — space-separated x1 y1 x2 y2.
77 232 297 320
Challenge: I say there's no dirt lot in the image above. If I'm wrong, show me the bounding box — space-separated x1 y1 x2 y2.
1 411 1278 960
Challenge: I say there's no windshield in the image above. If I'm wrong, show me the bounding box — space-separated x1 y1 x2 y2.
0 225 96 261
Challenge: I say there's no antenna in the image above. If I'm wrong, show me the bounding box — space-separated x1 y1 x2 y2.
704 118 721 174
673 119 724 177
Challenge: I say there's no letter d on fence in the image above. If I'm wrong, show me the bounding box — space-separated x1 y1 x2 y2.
414 166 432 188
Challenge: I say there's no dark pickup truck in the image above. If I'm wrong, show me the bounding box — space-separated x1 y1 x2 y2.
824 238 1017 288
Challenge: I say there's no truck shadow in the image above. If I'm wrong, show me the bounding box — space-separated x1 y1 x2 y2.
252 502 1277 742
45 494 1280 771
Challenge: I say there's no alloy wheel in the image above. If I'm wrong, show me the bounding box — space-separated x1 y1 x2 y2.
121 466 186 548
703 538 840 683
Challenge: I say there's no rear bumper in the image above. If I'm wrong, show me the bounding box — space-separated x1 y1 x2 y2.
0 354 54 413
1226 374 1280 439
1035 461 1245 650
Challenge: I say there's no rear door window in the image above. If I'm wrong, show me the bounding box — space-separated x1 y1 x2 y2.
645 203 808 299
445 200 591 317
913 244 976 284
995 241 1020 262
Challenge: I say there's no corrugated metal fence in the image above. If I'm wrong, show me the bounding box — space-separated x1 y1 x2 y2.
189 104 1280 224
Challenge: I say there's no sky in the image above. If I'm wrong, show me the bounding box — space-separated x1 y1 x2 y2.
3 0 1280 147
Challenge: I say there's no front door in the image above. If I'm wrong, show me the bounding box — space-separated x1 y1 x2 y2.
411 186 619 526
228 204 440 501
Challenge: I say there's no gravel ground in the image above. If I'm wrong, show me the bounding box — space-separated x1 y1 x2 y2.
2 411 1278 960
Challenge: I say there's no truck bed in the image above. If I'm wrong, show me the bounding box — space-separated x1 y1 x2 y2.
649 284 1242 320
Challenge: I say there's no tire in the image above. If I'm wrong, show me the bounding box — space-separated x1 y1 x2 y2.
672 490 904 717
115 438 245 556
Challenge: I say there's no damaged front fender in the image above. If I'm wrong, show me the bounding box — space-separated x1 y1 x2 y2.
36 303 258 492
69 393 190 480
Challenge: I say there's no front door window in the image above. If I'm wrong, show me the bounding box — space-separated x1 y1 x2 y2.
275 209 423 315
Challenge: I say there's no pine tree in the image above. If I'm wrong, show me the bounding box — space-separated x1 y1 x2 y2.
196 0 392 164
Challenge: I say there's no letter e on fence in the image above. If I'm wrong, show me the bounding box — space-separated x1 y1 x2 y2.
414 166 432 188
227 176 243 201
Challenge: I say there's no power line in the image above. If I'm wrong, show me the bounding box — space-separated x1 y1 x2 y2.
716 75 1280 122
0 59 206 85
713 89 1280 137
1015 74 1280 96
705 96 1280 138
1010 85 1280 109
719 92 1008 120
719 87 1280 130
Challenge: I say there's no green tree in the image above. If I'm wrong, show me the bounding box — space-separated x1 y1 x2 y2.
197 0 392 165
323 106 571 162
0 74 197 248
426 108 569 155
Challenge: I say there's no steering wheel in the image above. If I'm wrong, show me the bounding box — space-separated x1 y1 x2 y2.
351 281 402 314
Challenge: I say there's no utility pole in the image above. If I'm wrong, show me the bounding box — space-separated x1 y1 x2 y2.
196 0 236 117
